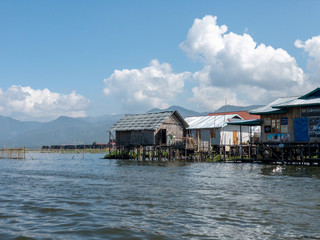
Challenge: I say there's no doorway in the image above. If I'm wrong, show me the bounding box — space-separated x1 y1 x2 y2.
233 130 238 145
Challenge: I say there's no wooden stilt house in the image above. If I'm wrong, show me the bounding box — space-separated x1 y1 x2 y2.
109 111 189 148
185 114 252 147
250 87 320 143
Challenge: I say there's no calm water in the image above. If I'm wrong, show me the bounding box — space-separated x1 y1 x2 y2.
0 152 320 240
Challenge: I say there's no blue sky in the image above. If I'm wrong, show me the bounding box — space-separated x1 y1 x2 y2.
0 0 319 121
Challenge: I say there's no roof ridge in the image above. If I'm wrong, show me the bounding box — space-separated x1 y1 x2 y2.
125 110 174 116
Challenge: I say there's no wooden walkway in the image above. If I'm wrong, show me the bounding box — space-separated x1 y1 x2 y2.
108 141 320 166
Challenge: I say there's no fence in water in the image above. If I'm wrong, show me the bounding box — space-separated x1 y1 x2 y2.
0 148 26 159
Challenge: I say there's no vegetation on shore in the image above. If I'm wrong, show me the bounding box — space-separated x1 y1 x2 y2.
104 150 175 160
104 150 137 159
37 149 108 154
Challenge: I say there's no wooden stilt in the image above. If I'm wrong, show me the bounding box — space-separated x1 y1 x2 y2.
143 146 146 161
158 147 161 161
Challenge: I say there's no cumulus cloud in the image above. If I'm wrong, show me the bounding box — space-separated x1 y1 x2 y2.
189 86 241 111
103 59 191 112
180 15 308 110
0 85 90 121
295 35 320 79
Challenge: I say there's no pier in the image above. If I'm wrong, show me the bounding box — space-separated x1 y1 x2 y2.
106 141 320 166
214 142 320 166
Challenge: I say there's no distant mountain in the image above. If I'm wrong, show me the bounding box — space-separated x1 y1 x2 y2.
147 105 263 117
0 104 262 148
0 114 122 148
147 105 202 118
0 116 44 141
214 105 264 113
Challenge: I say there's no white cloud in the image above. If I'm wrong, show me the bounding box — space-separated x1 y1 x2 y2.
0 85 90 121
295 35 320 78
190 86 241 111
180 15 308 111
103 59 191 112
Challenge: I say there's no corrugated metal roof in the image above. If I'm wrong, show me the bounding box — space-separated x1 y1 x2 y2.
299 87 320 99
250 88 320 114
273 97 320 108
249 97 296 114
110 111 188 131
185 114 242 129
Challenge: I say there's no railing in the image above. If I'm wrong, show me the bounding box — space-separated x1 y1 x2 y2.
171 137 210 151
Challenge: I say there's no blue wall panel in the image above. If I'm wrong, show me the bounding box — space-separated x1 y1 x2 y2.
294 118 309 142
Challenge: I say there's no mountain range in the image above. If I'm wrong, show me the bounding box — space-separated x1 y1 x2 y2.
0 105 262 148
0 114 122 148
148 105 262 117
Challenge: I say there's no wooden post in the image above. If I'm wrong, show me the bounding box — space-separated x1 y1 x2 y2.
158 147 161 161
209 135 211 157
185 137 187 160
143 146 146 161
166 147 168 161
83 143 85 159
240 125 243 160
249 126 252 159
108 130 111 155
116 145 118 158
152 147 155 161
137 146 139 160
197 131 200 152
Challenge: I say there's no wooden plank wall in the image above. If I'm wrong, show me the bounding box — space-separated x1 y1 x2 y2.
260 107 300 142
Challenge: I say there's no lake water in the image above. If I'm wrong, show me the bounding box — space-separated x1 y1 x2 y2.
0 152 320 240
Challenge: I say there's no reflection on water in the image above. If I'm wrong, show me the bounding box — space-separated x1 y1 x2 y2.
0 152 320 239
116 159 190 168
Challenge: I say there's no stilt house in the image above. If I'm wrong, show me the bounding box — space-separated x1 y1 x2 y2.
250 87 320 143
109 111 188 147
185 114 251 147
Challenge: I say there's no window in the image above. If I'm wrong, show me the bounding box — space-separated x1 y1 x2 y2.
276 119 281 132
271 119 276 132
271 118 281 133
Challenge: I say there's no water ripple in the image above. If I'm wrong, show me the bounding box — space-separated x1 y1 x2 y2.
0 155 320 239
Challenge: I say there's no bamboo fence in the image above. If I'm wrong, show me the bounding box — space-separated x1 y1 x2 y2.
0 147 26 159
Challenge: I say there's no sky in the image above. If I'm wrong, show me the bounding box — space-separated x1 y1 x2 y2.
0 0 320 121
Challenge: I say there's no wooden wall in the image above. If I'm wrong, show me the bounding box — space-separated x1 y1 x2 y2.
116 113 186 147
116 131 131 147
154 114 185 145
260 107 300 142
116 130 155 147
188 125 251 146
